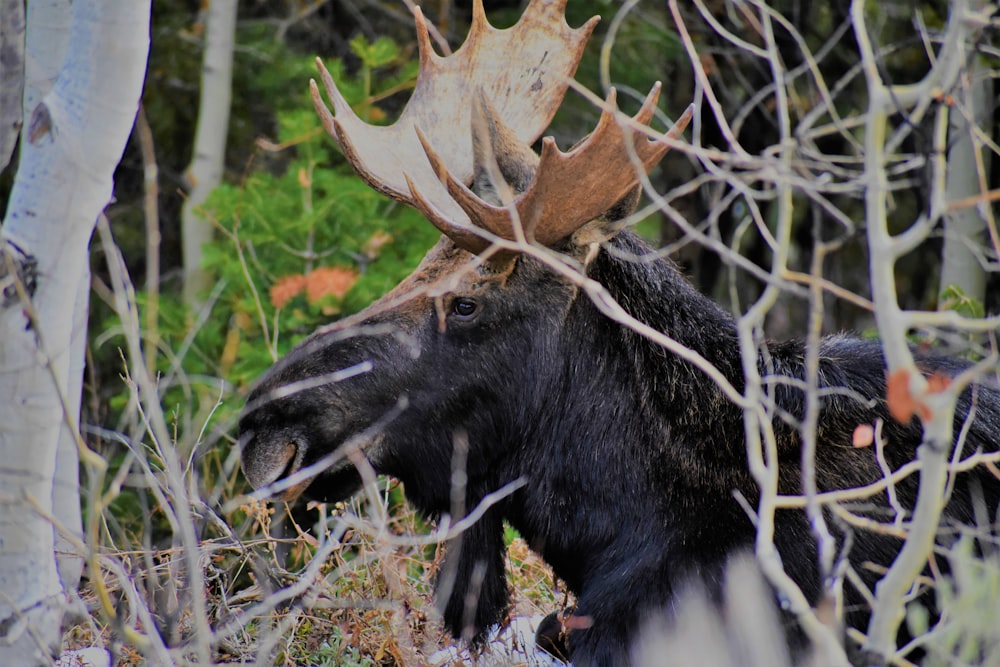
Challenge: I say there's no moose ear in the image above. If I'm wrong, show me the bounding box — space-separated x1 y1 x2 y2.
471 90 541 207
569 184 643 251
599 184 641 224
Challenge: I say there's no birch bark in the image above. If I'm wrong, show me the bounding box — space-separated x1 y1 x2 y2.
939 51 992 304
181 0 238 305
0 1 149 664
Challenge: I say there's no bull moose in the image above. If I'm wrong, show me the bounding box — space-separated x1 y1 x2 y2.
238 1 1000 664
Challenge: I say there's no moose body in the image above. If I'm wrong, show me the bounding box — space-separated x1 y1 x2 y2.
238 1 1000 664
241 227 1000 664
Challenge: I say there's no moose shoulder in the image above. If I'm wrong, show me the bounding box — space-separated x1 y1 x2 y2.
237 1 1000 664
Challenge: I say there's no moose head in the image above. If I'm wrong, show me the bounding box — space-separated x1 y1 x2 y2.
238 1 1000 664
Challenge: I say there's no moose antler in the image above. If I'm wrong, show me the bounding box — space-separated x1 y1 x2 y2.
313 0 693 255
412 88 695 252
311 0 598 229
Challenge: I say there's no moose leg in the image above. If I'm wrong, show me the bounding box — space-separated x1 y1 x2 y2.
562 599 645 667
556 555 679 667
435 505 510 644
552 546 738 666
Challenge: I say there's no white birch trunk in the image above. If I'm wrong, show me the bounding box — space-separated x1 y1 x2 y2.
181 0 237 305
52 274 88 591
938 54 992 304
18 0 89 598
21 0 72 117
0 1 149 664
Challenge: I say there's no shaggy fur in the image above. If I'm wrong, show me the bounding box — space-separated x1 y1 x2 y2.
240 230 1000 666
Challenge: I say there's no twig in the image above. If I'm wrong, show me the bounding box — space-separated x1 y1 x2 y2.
134 104 161 381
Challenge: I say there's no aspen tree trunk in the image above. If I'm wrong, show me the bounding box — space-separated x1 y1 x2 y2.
0 1 149 665
939 53 992 304
19 0 91 596
181 0 238 306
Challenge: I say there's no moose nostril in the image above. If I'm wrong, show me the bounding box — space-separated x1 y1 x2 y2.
240 433 300 491
276 441 298 480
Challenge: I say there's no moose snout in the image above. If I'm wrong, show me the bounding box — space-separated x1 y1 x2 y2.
239 429 302 494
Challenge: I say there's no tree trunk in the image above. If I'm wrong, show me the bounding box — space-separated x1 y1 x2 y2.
181 0 238 306
0 1 149 664
938 51 992 306
52 275 88 591
18 0 90 599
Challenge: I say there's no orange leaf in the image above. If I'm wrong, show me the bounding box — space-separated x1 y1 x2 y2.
926 371 952 394
562 613 594 631
305 266 358 303
269 274 307 309
852 424 875 448
886 368 917 423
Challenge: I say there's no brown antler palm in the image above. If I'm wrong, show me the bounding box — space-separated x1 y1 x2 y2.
312 0 692 254
413 87 694 252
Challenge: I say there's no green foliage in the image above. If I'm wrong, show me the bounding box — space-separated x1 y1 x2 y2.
310 635 377 667
913 536 1000 665
939 284 986 320
89 36 433 555
196 147 435 388
232 23 321 114
289 625 377 667
153 36 434 404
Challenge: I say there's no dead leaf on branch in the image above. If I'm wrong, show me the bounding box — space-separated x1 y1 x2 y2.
886 368 953 424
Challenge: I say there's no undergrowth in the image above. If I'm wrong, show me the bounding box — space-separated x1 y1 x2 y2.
68 34 564 666
61 3 1000 665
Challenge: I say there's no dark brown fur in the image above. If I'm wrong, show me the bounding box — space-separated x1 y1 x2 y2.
240 229 1000 665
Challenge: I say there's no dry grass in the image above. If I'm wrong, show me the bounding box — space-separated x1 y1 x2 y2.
61 471 565 666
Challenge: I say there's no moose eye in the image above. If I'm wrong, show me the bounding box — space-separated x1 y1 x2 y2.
451 298 478 319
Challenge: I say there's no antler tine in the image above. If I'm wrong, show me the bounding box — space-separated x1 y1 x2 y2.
311 0 599 251
422 87 694 248
527 85 694 245
407 128 493 255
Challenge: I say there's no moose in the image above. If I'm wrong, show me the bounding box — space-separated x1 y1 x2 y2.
238 1 1000 664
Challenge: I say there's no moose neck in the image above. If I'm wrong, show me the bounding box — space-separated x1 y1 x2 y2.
573 231 747 452
501 231 757 592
